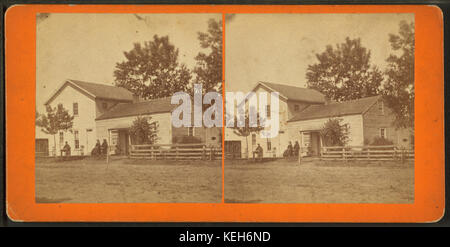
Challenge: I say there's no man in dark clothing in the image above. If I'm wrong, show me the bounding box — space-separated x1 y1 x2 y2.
287 141 293 157
62 141 71 156
92 139 101 156
253 144 263 162
101 139 108 155
294 141 300 157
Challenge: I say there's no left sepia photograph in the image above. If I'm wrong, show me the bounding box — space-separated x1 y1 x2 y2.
34 13 223 203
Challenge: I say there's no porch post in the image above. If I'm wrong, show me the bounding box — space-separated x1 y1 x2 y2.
298 131 302 165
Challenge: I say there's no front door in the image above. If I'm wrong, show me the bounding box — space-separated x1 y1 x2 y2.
225 141 241 159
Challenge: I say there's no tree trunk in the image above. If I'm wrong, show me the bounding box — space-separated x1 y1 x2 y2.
245 136 249 159
53 134 56 157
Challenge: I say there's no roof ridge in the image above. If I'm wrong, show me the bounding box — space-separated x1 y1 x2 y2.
68 79 117 87
328 95 380 105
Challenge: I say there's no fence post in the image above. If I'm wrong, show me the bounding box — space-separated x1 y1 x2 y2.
342 147 346 162
202 145 206 160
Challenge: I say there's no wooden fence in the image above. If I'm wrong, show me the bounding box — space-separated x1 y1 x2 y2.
321 145 414 161
129 143 222 160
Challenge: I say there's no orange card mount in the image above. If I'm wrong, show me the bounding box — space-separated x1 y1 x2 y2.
5 5 444 222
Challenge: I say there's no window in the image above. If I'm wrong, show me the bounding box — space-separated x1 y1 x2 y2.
302 132 311 147
294 104 299 111
380 128 387 139
267 139 272 150
188 127 194 136
102 102 108 110
266 105 271 118
252 134 256 146
378 101 384 115
73 103 78 116
74 130 79 149
59 131 64 147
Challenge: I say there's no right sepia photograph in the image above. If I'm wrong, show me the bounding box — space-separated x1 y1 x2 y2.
224 13 415 203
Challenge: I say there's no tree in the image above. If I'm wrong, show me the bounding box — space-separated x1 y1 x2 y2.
193 18 223 94
320 118 349 146
36 104 74 152
306 37 383 102
381 21 415 129
114 35 191 100
228 110 265 159
129 116 159 145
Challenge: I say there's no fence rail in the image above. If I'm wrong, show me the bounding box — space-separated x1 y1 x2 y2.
320 145 414 161
129 143 222 160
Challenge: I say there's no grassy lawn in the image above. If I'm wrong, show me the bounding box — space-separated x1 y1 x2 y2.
224 159 414 203
36 157 221 203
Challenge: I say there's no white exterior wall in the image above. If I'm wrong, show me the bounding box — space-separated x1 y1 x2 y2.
225 86 290 158
95 112 172 148
287 114 365 147
39 85 97 156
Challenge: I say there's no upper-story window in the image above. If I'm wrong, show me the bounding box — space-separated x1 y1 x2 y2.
73 103 78 116
266 105 271 118
378 101 384 115
102 102 108 110
294 104 299 111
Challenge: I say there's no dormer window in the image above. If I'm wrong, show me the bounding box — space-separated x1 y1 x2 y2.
73 103 78 116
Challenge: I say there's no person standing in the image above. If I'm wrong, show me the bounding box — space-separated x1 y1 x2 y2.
101 139 108 155
294 141 300 157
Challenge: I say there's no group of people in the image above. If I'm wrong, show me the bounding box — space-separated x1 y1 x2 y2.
91 139 108 156
283 141 300 158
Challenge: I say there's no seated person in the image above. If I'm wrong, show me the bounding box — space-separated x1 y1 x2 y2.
61 141 71 156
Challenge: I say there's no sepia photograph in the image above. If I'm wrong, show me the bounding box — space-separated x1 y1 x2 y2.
224 13 415 203
34 13 223 203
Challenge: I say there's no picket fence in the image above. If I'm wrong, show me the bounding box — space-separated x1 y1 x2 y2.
320 145 414 161
129 143 222 160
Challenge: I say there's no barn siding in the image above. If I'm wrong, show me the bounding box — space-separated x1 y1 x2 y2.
362 99 413 147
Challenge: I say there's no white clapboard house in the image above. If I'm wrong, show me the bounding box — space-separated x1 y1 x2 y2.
225 81 413 158
36 79 221 156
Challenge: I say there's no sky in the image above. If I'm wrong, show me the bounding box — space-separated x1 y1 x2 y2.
36 13 221 112
225 13 414 93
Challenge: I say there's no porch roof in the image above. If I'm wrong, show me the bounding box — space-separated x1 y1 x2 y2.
96 97 175 120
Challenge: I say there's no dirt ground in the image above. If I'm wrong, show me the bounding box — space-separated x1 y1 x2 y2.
224 159 414 203
35 157 221 203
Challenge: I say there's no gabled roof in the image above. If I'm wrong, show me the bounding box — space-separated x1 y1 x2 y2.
288 95 381 122
96 97 176 120
255 81 326 103
45 79 133 105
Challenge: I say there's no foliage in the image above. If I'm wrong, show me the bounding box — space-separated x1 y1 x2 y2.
114 35 191 100
193 18 223 94
129 116 159 145
320 118 349 146
381 21 415 129
306 37 383 102
228 110 265 157
172 135 202 144
371 136 394 146
36 104 74 136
